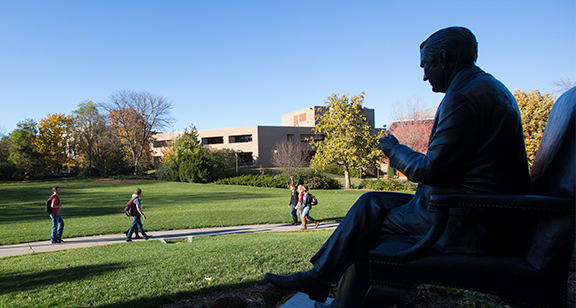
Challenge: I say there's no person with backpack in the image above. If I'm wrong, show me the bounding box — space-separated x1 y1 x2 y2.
48 186 65 244
295 184 319 230
125 188 151 242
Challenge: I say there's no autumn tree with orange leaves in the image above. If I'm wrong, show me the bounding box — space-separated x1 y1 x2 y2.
101 90 174 175
36 113 74 172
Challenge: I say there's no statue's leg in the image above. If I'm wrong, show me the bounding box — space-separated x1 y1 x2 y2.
334 258 371 308
311 192 414 283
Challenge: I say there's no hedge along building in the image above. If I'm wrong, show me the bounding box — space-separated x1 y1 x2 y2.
151 106 380 168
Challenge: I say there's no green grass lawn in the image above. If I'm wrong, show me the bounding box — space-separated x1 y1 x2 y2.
0 179 377 307
3 179 539 308
0 178 368 245
0 230 332 308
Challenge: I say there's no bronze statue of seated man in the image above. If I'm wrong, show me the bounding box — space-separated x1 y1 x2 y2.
265 26 532 307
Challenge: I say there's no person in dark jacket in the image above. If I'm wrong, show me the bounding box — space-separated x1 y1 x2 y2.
288 184 299 225
265 26 531 307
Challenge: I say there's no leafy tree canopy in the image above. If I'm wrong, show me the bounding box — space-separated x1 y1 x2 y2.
311 92 384 188
36 113 74 171
514 88 555 166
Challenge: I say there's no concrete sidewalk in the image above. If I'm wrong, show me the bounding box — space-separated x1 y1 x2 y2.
0 221 339 258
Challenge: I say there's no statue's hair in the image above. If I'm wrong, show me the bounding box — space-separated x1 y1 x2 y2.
420 26 478 66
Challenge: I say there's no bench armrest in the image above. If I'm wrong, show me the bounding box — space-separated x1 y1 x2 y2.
429 194 575 212
371 194 574 262
370 207 449 262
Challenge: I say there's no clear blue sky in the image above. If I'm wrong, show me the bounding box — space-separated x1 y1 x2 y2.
0 0 574 135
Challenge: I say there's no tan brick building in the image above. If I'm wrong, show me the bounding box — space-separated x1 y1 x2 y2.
152 106 378 168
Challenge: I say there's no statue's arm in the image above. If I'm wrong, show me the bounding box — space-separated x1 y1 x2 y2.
389 95 479 185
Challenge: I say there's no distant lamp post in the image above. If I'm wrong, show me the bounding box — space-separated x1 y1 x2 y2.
235 152 238 175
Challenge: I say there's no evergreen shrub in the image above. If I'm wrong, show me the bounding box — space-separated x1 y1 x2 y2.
214 174 287 188
358 178 417 191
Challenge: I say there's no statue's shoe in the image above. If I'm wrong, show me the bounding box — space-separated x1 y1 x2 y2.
315 300 339 308
265 270 331 302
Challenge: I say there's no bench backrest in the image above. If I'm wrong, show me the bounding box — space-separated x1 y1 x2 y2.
518 87 575 274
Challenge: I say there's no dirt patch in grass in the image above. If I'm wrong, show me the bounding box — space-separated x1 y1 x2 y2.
161 279 576 308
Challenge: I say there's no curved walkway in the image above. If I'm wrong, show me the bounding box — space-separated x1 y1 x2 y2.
0 222 339 258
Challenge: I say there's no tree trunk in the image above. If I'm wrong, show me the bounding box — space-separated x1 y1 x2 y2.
344 168 351 189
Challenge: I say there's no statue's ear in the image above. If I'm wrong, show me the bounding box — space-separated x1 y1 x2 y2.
438 49 447 69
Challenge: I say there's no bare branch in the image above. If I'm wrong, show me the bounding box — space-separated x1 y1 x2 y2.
99 90 174 175
389 96 434 154
271 139 309 185
551 75 576 95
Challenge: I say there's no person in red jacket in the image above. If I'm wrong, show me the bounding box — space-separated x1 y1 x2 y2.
49 186 65 244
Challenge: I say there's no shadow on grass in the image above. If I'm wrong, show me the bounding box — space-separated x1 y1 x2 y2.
96 279 269 308
319 217 344 222
0 262 127 296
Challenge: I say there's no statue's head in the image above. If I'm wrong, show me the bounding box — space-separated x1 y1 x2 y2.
420 27 478 93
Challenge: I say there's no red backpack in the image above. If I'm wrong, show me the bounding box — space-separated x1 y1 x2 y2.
124 200 135 216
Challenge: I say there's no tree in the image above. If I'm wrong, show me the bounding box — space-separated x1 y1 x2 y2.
101 90 174 175
210 148 237 175
166 126 221 183
389 96 434 154
8 119 45 179
271 138 309 185
36 113 74 172
71 101 110 176
310 92 384 189
514 88 555 166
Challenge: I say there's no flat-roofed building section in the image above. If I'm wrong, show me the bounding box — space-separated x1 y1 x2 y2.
282 106 376 129
152 126 318 168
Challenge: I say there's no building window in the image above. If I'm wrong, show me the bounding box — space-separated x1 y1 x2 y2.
299 113 306 122
238 152 253 166
153 140 171 148
230 135 252 143
202 137 224 145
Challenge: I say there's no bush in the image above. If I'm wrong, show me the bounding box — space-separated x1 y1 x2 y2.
155 162 172 181
215 171 342 190
77 167 101 178
303 174 342 189
103 162 133 177
214 174 287 188
321 164 361 177
358 178 417 191
0 162 17 180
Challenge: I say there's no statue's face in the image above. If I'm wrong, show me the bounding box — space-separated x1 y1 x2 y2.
420 50 446 93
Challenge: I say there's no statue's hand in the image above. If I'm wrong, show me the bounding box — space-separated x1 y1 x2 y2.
379 134 399 157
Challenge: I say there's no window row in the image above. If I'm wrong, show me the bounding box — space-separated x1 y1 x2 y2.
201 135 253 145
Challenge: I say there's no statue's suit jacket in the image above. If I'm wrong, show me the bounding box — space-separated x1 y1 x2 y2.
388 65 532 254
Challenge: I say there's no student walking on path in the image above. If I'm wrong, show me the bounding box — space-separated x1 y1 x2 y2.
125 188 151 242
49 186 65 244
296 184 319 230
288 184 300 225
